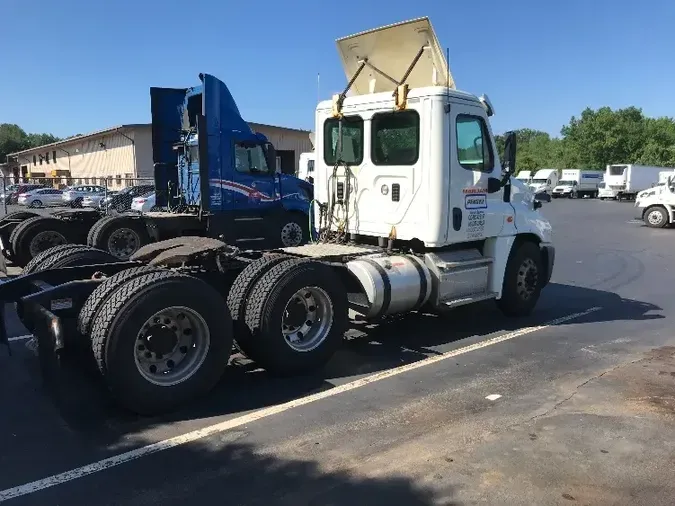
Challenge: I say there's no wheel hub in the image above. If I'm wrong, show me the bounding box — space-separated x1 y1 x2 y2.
29 231 67 257
143 324 178 356
281 287 334 352
516 258 539 301
648 211 662 225
281 222 303 247
134 306 211 386
107 227 140 259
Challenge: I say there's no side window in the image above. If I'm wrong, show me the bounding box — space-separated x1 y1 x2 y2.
323 116 363 165
234 143 270 175
456 115 494 172
307 159 315 173
371 110 420 165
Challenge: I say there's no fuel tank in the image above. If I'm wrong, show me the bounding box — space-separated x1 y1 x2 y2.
346 254 431 318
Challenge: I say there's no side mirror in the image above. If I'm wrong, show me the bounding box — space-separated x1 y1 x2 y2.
487 177 502 194
502 131 517 174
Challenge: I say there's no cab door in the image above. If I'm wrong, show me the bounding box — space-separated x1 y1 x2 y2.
446 104 513 244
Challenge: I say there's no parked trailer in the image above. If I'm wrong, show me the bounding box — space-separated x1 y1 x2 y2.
552 169 603 199
598 164 670 201
0 18 554 415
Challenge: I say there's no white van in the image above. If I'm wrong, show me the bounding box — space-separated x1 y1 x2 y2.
552 169 603 198
298 152 315 183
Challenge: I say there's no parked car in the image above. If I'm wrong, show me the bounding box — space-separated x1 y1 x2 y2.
17 188 64 208
62 185 107 208
101 184 155 212
130 192 155 213
83 191 117 209
3 184 46 204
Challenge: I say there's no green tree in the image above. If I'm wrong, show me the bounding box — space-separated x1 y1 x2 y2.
0 123 62 163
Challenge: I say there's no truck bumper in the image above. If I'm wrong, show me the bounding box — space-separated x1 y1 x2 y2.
540 242 555 287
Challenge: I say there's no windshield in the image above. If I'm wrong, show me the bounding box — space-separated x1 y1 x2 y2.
235 143 270 173
609 165 627 176
558 180 575 185
532 178 548 184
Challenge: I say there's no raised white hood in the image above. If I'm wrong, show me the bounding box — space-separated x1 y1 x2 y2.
335 17 454 96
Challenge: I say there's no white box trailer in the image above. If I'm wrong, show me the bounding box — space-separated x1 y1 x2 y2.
552 169 603 199
599 164 669 200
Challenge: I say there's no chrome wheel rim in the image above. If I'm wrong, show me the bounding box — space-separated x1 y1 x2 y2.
647 210 664 226
28 231 67 257
280 222 303 247
134 306 211 386
107 227 140 259
516 258 539 301
281 286 333 352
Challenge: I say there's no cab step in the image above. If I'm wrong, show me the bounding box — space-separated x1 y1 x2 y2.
443 291 498 308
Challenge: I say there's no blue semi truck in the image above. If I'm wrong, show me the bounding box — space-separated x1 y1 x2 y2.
0 74 313 266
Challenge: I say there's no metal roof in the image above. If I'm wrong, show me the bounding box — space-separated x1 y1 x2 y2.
7 124 150 158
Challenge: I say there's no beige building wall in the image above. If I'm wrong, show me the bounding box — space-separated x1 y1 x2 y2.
249 123 313 174
132 127 154 179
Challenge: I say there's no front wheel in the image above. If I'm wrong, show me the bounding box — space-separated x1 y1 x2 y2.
29 200 43 208
496 241 543 317
644 206 668 228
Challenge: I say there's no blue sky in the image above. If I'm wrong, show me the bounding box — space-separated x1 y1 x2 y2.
1 0 674 139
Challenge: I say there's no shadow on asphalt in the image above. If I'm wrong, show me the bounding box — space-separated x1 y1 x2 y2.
8 281 660 442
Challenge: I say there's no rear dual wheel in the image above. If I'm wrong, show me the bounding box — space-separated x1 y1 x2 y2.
230 258 348 375
87 271 232 415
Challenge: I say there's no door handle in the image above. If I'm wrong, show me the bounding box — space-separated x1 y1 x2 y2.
452 207 462 231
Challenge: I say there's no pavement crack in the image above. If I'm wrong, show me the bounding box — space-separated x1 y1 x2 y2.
524 359 643 423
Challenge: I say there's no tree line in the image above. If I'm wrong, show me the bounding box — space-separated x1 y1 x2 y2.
495 106 675 174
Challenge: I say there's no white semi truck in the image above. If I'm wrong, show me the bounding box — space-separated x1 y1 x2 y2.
528 169 559 195
598 164 668 201
552 169 603 199
0 17 555 415
634 174 675 228
515 170 533 184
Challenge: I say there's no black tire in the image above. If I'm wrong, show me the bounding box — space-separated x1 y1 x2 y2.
9 216 72 267
243 259 348 375
41 246 118 271
23 244 91 274
496 241 544 317
90 271 232 415
78 265 164 337
86 215 116 247
643 206 668 228
90 216 151 260
278 213 309 248
227 253 290 345
30 200 43 208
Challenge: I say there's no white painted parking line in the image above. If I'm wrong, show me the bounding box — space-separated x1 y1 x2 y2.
8 334 32 342
0 306 601 502
485 394 502 401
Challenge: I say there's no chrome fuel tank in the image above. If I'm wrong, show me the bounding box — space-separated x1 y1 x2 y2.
346 254 432 318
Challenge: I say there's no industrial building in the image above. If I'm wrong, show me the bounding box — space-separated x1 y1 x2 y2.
4 122 313 187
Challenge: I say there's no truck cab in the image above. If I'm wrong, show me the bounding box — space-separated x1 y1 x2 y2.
150 75 313 247
312 17 554 306
528 169 559 195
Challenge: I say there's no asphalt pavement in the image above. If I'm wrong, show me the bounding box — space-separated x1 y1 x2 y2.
1 198 674 505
